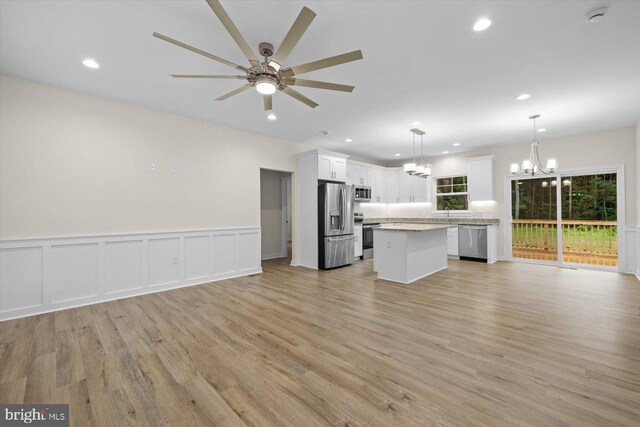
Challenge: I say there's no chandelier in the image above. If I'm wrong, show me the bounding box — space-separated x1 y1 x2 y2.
403 128 431 178
510 114 557 176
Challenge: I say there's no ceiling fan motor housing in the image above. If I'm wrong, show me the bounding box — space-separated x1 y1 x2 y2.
259 42 274 58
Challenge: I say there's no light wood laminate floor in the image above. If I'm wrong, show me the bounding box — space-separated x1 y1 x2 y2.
1 258 639 426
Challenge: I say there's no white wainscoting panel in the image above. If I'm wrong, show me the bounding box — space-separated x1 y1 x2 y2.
185 235 210 281
213 233 236 278
0 227 261 321
624 226 640 275
105 240 144 294
0 246 43 313
148 238 180 287
238 231 260 273
50 243 99 303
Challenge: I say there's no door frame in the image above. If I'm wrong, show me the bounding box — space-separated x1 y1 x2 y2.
503 164 625 272
280 174 292 258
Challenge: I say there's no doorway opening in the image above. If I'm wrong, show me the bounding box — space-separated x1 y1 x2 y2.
507 167 622 270
260 169 292 261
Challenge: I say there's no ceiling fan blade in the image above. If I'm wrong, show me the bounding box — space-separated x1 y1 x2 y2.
285 78 354 93
282 87 319 109
206 0 260 67
170 74 246 79
270 7 316 68
216 83 253 101
153 32 248 72
284 50 363 77
263 94 273 111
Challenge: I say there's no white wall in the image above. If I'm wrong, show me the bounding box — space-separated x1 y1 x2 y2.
0 75 308 242
637 121 640 225
423 126 637 224
260 169 289 259
383 127 637 222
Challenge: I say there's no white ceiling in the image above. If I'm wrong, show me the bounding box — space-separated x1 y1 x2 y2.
1 1 639 163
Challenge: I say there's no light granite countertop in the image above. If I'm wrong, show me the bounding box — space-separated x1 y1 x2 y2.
376 224 455 232
364 217 499 225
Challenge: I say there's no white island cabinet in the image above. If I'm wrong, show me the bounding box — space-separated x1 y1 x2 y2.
373 224 454 284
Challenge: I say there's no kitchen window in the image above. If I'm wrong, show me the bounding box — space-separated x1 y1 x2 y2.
436 175 469 210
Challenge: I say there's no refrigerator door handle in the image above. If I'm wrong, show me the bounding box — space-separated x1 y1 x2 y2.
340 187 345 231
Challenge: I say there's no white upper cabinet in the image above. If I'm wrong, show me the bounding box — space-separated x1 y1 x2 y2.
397 169 430 203
411 175 429 203
346 161 430 204
346 163 367 185
466 155 495 202
333 158 347 182
398 170 413 202
318 154 347 182
347 161 386 202
373 168 386 203
385 169 399 203
318 155 332 181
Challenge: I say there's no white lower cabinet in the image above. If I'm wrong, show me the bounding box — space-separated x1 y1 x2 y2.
447 227 459 257
354 224 363 258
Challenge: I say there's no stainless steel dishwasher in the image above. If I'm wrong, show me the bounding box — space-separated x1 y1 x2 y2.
458 225 488 262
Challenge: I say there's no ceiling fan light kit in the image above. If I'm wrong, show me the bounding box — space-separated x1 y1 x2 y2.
510 114 557 176
153 0 363 113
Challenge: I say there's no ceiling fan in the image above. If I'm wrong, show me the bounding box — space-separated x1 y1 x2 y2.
153 0 363 110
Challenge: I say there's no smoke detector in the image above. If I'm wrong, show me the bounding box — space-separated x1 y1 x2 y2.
585 7 608 23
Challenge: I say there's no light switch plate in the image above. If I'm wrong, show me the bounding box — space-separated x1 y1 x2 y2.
170 165 177 174
149 163 156 172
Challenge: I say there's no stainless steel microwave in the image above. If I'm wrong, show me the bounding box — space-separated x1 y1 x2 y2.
354 186 371 202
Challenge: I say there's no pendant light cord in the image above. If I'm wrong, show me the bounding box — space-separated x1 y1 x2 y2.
412 133 416 164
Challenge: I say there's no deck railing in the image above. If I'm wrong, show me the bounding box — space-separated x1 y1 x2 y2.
512 219 617 256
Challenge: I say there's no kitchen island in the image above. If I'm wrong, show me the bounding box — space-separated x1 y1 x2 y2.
373 224 454 284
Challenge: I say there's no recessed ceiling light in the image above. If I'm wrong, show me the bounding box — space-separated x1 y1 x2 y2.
394 153 401 157
537 128 547 132
442 151 449 154
516 94 531 100
82 58 100 69
453 143 461 146
267 113 277 120
473 18 492 32
411 121 420 126
345 138 352 142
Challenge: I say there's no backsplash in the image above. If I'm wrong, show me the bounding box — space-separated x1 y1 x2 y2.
357 201 500 219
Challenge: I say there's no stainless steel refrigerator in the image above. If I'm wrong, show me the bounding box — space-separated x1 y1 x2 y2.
318 183 355 269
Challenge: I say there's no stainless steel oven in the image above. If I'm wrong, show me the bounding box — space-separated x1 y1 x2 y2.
361 222 380 259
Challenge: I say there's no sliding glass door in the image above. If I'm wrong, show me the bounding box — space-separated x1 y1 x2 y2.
511 177 558 262
510 172 618 268
560 174 617 267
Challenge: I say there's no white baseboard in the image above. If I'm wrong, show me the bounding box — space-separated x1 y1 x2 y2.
261 252 285 260
0 227 261 321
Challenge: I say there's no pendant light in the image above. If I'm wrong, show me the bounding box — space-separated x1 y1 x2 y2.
404 128 431 178
510 114 557 176
403 131 417 174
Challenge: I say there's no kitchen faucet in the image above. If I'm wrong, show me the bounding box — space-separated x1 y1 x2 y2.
445 207 450 220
